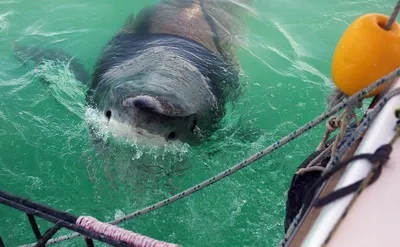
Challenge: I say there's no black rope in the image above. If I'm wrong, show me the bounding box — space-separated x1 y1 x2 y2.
299 144 392 217
315 168 381 207
315 145 391 207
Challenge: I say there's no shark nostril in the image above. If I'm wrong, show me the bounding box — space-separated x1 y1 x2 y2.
167 131 177 141
122 96 163 114
105 110 112 119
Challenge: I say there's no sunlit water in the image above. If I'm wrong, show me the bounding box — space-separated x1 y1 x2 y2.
0 0 395 246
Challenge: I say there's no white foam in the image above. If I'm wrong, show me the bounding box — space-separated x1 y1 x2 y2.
84 107 185 151
0 11 12 34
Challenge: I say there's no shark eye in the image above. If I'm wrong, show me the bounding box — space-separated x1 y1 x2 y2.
105 110 112 119
167 131 177 141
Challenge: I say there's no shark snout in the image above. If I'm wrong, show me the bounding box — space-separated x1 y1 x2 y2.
122 95 164 114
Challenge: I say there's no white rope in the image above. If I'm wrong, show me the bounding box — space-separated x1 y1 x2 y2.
19 67 400 247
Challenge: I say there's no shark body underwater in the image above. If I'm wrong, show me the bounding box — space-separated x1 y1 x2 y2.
14 0 253 147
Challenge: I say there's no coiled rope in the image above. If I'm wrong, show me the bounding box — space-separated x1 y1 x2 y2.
19 66 400 247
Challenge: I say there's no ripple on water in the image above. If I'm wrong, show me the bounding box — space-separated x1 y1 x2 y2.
0 11 12 34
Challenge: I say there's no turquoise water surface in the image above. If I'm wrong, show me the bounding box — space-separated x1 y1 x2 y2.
0 0 396 246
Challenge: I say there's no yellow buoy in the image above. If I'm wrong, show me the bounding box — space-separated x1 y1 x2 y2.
332 13 400 97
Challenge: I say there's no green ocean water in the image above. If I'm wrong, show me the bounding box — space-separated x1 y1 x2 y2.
0 0 395 246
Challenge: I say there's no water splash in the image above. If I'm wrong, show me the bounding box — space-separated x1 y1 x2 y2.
32 59 87 118
83 105 195 195
0 11 12 34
